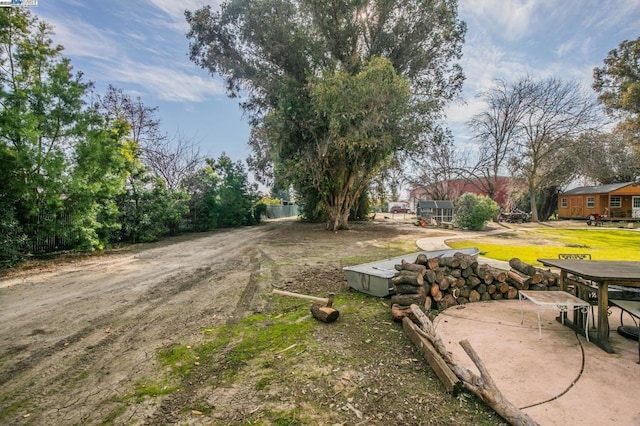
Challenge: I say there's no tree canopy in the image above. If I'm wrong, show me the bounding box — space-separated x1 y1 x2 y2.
0 8 266 267
186 0 465 230
593 37 640 140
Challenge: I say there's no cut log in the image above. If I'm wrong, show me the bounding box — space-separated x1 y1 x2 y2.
489 267 508 283
424 295 433 311
439 256 460 269
391 304 417 322
506 286 518 300
487 284 497 295
438 294 458 310
415 253 429 266
498 282 510 294
394 283 423 295
459 286 471 298
509 257 537 277
481 292 491 301
461 266 475 278
439 275 455 291
469 290 481 303
391 293 426 307
392 270 424 286
398 260 427 275
454 252 478 270
536 268 557 285
507 270 531 290
310 302 339 323
427 257 440 271
466 275 481 288
476 283 487 295
431 284 443 302
424 269 437 284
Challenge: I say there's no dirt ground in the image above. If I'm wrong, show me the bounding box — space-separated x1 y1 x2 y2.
0 217 514 425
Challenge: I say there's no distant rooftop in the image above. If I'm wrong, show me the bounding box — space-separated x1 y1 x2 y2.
562 182 634 195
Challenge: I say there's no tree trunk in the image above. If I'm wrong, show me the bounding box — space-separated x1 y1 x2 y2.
529 182 539 222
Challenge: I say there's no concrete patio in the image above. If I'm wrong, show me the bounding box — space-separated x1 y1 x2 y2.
435 300 639 425
415 230 640 425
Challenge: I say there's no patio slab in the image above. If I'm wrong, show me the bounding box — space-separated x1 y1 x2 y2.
435 300 640 425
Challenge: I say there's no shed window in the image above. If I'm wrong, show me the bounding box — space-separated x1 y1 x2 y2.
587 197 595 208
610 196 621 207
561 197 568 207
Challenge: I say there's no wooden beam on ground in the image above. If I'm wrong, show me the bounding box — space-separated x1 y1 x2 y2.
402 317 460 393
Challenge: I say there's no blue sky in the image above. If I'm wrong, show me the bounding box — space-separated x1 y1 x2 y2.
33 0 640 166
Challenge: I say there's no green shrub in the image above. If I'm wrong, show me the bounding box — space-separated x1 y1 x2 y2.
0 202 28 269
454 193 499 231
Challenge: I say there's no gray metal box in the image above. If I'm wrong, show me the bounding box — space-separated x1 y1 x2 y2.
343 248 479 297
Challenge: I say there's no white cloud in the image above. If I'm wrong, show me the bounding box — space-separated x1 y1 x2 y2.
555 40 575 58
460 0 539 42
45 16 118 60
100 61 225 102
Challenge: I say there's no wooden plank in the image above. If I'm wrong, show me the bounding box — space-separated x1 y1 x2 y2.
402 317 459 393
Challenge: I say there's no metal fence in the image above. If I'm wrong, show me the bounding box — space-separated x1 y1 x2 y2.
265 204 299 219
21 212 77 254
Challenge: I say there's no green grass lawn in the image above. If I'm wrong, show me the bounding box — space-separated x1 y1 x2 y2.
448 228 640 266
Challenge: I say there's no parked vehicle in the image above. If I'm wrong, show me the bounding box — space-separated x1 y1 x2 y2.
390 206 411 214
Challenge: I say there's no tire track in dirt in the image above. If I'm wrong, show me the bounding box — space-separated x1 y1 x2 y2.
0 222 284 425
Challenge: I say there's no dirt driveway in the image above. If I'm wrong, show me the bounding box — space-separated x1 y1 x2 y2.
0 218 504 425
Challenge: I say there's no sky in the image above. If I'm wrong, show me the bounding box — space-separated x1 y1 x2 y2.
28 0 640 170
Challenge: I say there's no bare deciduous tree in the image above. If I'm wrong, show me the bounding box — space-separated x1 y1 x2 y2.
143 132 203 190
511 77 601 221
470 77 602 221
466 79 533 202
405 128 464 200
99 86 203 189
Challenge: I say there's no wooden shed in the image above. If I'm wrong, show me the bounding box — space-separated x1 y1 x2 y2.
558 182 640 220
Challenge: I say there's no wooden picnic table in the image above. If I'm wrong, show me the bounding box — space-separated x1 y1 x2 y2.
538 258 640 353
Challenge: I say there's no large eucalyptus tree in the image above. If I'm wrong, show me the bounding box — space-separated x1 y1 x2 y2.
186 0 465 230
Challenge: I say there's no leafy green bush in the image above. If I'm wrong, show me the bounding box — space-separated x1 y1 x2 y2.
0 202 28 269
454 193 499 231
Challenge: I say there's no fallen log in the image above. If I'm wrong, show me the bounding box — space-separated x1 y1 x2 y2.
402 317 460 393
408 305 538 426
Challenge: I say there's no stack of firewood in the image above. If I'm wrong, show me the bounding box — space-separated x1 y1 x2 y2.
390 253 560 321
507 258 559 291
